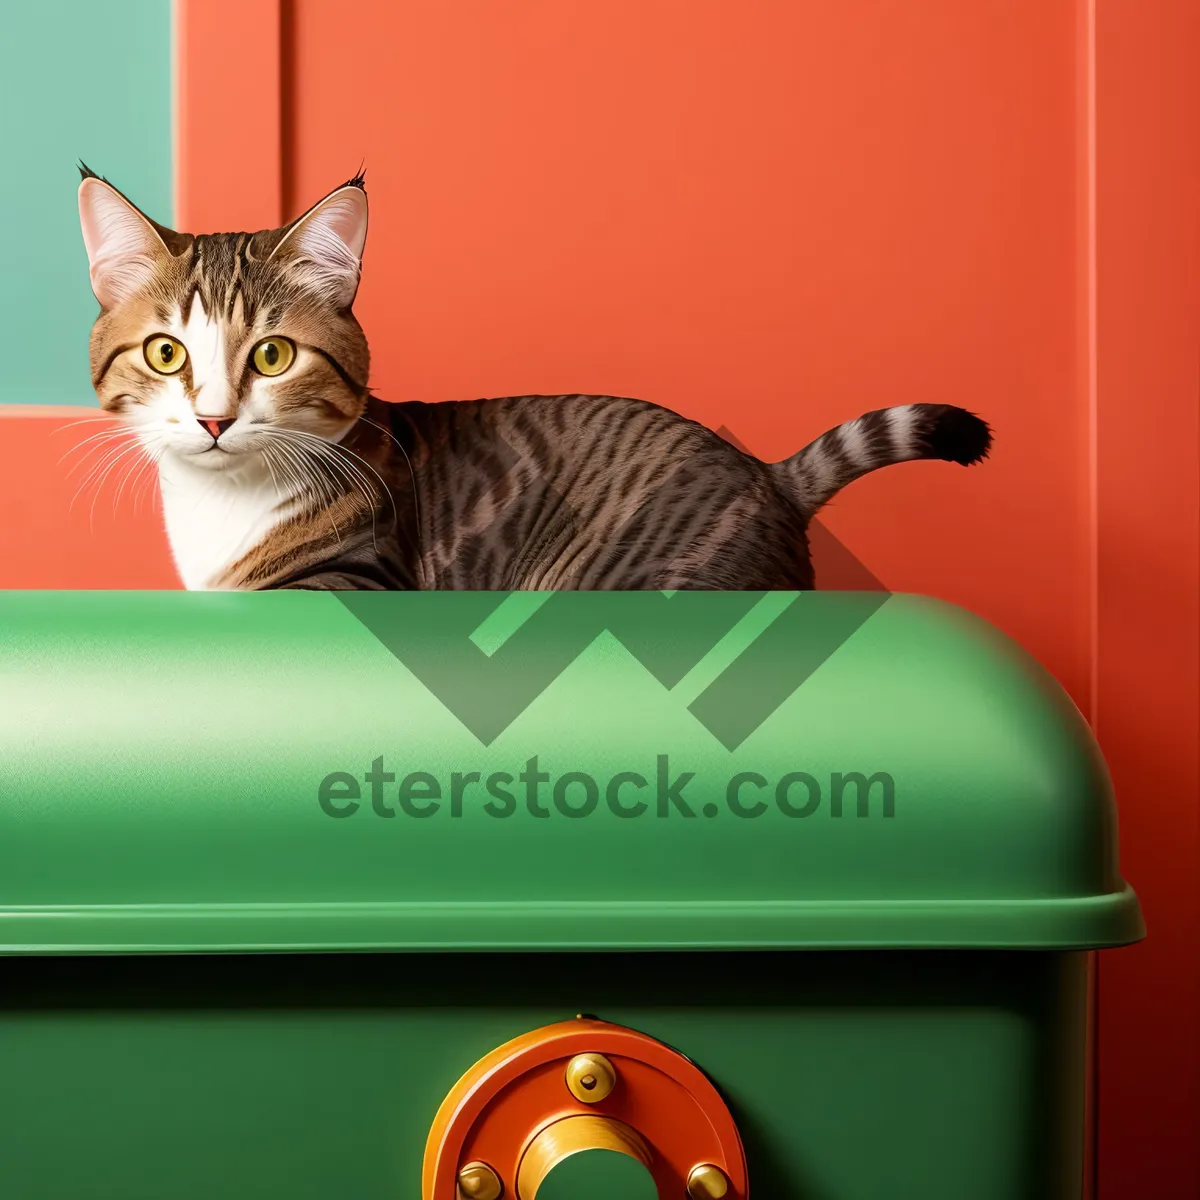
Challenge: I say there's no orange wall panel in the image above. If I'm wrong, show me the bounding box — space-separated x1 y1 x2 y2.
175 0 282 232
0 411 178 589
281 0 1093 705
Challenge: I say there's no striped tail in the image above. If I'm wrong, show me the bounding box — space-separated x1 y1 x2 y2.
773 403 992 512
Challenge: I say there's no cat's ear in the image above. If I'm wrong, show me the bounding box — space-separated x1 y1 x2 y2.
269 181 368 308
78 174 170 308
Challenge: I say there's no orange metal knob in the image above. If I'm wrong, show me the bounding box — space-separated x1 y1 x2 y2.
421 1017 748 1199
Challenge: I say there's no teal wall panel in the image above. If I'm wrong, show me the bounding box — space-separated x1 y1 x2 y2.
0 2 172 406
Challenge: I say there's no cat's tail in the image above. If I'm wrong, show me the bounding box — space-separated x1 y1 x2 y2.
773 403 992 512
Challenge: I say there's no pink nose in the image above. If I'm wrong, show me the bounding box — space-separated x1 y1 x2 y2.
198 417 235 440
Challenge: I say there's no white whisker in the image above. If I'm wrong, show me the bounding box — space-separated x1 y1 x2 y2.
280 431 383 553
60 427 139 470
69 436 141 512
256 431 345 546
49 415 124 436
358 412 421 557
82 441 149 532
267 423 398 557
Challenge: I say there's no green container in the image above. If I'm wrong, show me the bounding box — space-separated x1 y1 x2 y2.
0 591 1143 1200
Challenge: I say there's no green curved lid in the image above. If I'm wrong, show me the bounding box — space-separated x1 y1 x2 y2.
0 590 1143 952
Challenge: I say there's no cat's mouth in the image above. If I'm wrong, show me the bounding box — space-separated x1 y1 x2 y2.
184 443 231 461
174 442 243 472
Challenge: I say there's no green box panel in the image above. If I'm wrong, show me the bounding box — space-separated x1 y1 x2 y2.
0 951 1087 1200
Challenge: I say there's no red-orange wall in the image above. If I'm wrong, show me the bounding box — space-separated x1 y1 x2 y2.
2 2 1194 1193
1093 2 1198 1194
0 407 177 588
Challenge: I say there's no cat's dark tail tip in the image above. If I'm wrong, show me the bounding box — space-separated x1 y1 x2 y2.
925 406 993 466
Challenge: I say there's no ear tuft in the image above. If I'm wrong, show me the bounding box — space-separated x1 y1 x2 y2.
270 183 368 308
78 177 167 308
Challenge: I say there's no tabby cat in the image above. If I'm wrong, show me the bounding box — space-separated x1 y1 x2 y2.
78 168 990 591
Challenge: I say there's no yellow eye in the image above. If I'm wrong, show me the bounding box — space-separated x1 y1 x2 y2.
251 337 296 377
144 335 187 375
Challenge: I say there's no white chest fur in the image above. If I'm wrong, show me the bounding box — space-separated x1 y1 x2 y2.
158 458 297 590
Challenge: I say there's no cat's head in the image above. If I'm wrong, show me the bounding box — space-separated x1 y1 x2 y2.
77 165 370 473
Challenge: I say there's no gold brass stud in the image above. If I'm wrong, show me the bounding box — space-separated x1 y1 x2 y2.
687 1163 730 1200
564 1052 617 1103
458 1161 503 1200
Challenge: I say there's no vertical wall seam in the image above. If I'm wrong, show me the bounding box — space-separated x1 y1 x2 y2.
1080 0 1099 1194
280 0 293 223
170 0 181 230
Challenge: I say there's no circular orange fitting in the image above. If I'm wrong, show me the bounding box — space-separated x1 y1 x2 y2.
421 1017 749 1200
517 1114 650 1197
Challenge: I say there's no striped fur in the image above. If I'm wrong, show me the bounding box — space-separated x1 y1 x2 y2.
78 170 992 592
776 403 992 511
